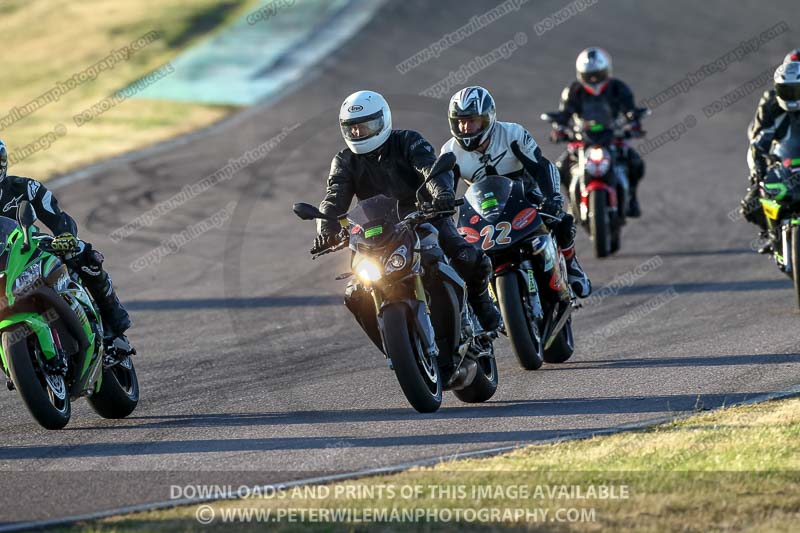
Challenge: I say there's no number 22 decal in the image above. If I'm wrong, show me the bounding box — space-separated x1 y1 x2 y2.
479 221 512 250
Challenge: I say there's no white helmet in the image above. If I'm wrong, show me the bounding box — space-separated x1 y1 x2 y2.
775 62 800 112
576 47 612 95
339 90 392 154
448 86 496 152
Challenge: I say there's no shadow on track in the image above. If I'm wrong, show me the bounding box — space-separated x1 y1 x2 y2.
553 353 800 370
48 392 763 433
613 279 788 295
619 248 755 259
125 295 341 310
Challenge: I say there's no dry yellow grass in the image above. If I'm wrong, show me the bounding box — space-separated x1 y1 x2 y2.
0 0 258 179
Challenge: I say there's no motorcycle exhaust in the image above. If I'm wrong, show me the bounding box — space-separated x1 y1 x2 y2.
447 359 478 390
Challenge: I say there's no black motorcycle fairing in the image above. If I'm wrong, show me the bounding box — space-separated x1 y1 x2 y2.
457 176 543 253
424 260 465 371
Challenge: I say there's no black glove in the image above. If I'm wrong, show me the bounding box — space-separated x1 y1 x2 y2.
432 190 456 212
540 198 564 220
311 231 339 254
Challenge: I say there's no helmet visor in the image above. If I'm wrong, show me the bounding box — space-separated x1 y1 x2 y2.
340 110 385 142
449 113 491 140
776 83 800 103
578 68 608 86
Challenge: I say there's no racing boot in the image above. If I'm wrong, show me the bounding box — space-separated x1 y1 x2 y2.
627 190 641 218
469 288 501 332
73 246 133 356
562 244 591 298
741 185 766 230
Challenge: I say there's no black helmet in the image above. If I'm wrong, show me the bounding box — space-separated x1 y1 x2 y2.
448 86 496 152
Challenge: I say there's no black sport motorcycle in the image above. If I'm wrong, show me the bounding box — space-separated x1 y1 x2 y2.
293 154 498 413
757 113 800 308
542 106 646 257
456 174 575 369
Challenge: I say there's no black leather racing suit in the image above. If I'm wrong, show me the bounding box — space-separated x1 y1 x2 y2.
741 92 792 229
0 175 131 336
318 129 496 325
554 79 645 201
747 89 783 147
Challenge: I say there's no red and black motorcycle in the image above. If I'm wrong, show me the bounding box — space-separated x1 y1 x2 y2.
457 175 575 369
541 108 646 257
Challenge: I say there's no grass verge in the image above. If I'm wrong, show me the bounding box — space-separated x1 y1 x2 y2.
0 0 259 180
59 395 800 532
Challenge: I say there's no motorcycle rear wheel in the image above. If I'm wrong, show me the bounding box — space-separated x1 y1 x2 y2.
791 225 800 310
88 356 139 419
544 317 575 363
453 348 498 403
590 190 611 258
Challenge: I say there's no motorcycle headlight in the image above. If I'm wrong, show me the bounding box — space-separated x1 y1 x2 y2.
385 245 408 273
355 258 382 283
14 262 42 296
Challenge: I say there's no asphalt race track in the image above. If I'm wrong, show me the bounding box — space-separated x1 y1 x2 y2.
1 0 799 524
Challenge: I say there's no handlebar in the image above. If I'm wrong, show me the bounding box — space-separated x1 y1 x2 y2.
311 200 462 258
311 238 349 260
542 109 647 143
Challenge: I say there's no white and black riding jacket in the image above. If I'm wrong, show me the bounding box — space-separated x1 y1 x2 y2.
0 175 78 236
440 121 563 206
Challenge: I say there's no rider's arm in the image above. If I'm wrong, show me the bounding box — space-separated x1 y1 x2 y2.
508 126 563 207
614 79 637 115
406 131 454 198
318 152 355 235
748 90 778 141
749 128 774 179
439 140 463 183
12 177 78 236
558 84 580 124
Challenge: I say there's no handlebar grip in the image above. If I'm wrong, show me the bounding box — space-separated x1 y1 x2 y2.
455 198 465 207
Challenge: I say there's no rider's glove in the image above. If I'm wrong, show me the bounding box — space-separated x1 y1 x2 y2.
540 198 564 221
311 230 339 254
51 233 79 254
432 190 456 212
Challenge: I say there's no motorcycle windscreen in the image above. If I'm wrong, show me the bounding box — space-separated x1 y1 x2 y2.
0 216 15 272
464 176 513 224
574 99 615 145
347 195 399 248
0 216 17 246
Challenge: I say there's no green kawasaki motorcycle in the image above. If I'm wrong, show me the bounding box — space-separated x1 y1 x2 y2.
0 201 139 429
